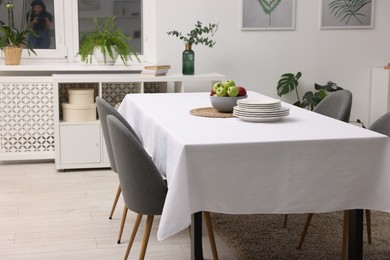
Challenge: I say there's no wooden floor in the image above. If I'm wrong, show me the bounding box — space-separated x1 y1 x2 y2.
0 161 237 260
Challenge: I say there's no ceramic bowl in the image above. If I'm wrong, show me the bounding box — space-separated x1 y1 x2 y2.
210 95 248 113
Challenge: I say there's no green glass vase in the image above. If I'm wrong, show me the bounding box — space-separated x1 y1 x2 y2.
182 43 194 75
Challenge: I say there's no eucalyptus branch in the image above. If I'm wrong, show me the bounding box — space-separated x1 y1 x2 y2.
167 21 219 48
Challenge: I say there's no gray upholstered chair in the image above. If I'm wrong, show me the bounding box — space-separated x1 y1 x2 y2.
96 96 140 244
107 115 219 260
312 89 353 123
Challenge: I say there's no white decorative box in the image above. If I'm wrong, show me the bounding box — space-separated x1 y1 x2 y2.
68 88 95 105
62 102 97 122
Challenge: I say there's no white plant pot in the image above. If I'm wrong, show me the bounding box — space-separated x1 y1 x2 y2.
93 47 119 66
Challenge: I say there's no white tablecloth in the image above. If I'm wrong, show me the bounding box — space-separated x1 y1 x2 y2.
118 92 390 241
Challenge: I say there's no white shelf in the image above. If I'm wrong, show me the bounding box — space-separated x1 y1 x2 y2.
53 72 225 170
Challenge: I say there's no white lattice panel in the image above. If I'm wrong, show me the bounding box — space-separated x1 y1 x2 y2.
0 77 54 160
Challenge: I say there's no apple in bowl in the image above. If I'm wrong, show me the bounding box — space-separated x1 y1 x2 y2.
210 81 248 112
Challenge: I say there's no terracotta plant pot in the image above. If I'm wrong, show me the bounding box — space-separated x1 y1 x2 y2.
4 47 23 65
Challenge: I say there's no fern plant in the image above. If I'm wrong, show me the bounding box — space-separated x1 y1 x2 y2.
78 16 140 65
257 0 282 25
328 0 372 25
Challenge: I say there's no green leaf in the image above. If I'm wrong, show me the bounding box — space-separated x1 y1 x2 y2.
276 72 302 97
167 21 219 48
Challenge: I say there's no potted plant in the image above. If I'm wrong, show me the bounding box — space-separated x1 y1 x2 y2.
0 1 37 65
167 21 218 75
276 72 344 110
78 16 140 66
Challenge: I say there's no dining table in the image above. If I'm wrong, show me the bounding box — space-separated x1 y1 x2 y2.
118 91 390 260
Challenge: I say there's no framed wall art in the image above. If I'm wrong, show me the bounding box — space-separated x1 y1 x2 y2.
320 0 374 29
241 0 296 31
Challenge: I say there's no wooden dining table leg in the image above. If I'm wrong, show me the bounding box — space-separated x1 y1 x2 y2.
191 212 204 260
348 209 363 260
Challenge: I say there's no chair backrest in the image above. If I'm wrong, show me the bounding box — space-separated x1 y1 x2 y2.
313 90 353 123
369 112 390 137
107 115 167 216
96 97 140 173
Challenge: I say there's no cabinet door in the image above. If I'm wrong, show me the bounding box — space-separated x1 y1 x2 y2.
59 124 101 164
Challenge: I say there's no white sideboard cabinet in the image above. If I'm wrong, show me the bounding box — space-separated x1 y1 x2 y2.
370 68 390 126
0 77 54 161
53 73 225 170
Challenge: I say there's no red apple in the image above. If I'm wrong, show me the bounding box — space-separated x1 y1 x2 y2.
237 86 247 96
210 90 215 96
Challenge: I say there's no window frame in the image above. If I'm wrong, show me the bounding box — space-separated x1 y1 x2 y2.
20 0 67 59
70 0 155 65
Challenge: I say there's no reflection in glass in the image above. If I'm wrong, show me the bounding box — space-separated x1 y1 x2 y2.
0 0 55 49
26 0 53 49
78 0 142 54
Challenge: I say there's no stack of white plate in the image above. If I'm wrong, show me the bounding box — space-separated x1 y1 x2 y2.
233 98 289 122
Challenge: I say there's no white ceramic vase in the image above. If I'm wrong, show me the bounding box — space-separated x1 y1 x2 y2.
93 46 118 66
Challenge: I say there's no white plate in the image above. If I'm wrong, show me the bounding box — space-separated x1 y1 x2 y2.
237 98 281 106
236 115 285 122
234 106 289 113
233 111 289 118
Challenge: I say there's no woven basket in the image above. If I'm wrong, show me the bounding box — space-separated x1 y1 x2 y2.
4 47 23 65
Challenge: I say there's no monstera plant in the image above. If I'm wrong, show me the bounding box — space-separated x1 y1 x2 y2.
276 72 343 110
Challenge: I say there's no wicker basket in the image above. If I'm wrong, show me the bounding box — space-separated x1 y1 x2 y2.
4 47 23 65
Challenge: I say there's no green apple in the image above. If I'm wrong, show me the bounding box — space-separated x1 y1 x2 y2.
212 82 224 92
215 86 227 97
227 86 239 97
223 80 235 89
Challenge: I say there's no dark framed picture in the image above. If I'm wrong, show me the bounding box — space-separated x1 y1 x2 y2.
320 0 374 29
241 0 296 31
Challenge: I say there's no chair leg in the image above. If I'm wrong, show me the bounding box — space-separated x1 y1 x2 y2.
109 184 122 219
117 205 128 244
365 209 372 244
283 214 288 228
139 215 154 260
297 213 313 250
203 211 219 260
341 211 349 260
124 213 143 260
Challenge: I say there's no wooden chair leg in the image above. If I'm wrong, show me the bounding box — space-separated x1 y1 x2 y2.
109 184 122 219
365 209 372 244
124 213 143 260
341 211 349 260
203 211 219 260
297 213 313 250
283 214 288 228
139 215 154 260
117 205 128 244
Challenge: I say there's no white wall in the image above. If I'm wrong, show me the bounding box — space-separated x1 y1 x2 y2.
155 0 390 125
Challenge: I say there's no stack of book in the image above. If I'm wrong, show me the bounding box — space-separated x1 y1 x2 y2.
141 65 171 76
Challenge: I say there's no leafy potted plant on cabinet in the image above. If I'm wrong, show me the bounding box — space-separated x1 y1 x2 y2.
0 1 37 65
78 16 140 66
167 21 218 75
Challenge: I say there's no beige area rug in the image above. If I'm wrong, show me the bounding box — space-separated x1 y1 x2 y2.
211 211 390 260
